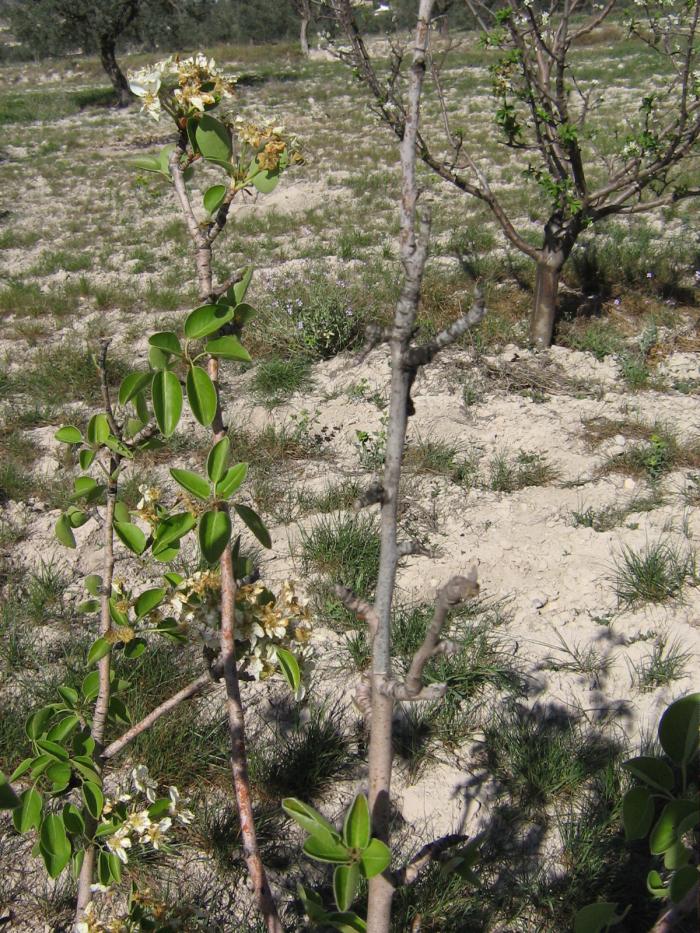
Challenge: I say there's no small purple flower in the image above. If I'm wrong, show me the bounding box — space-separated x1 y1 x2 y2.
614 298 621 306
646 271 653 279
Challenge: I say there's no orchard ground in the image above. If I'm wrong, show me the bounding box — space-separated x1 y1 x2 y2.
0 28 699 932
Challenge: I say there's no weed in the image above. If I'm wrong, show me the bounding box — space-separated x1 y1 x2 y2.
612 540 696 606
252 356 311 404
571 493 662 532
561 318 624 360
403 436 460 477
541 632 612 687
6 344 129 407
630 636 691 692
251 705 351 802
355 423 387 471
488 449 558 492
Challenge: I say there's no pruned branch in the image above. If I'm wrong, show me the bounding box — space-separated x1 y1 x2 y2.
354 481 385 510
406 287 485 369
396 570 479 700
392 833 469 887
396 539 431 558
334 584 380 639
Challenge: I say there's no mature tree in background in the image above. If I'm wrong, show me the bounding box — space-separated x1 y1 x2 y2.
332 0 700 347
7 0 141 104
291 0 314 54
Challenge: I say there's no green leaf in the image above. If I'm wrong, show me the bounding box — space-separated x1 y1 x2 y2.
67 508 89 527
203 184 227 214
72 476 100 502
85 575 102 596
647 869 668 898
154 511 196 549
196 114 232 164
35 738 69 761
343 794 371 851
207 437 230 483
333 863 360 912
152 369 183 437
62 803 85 836
55 425 83 444
573 903 630 933
58 684 80 706
205 334 251 361
198 509 232 564
46 761 72 792
0 771 19 809
282 798 339 840
148 346 170 370
13 787 43 833
114 521 147 556
47 715 79 743
304 833 352 864
123 638 147 659
186 116 200 153
55 514 76 549
105 434 133 460
184 303 235 339
216 463 248 499
234 503 271 548
132 154 163 174
70 848 85 881
658 693 700 766
79 449 96 470
30 754 55 778
623 756 675 794
10 758 33 781
664 840 692 870
158 144 175 176
276 647 301 694
359 837 391 878
81 670 100 702
325 913 367 933
232 266 253 305
87 637 111 666
650 800 699 854
82 782 104 819
135 588 165 619
114 502 130 524
108 696 131 725
40 813 71 878
186 364 218 426
119 371 152 406
622 786 654 841
26 706 53 739
149 331 182 356
252 168 280 194
87 413 110 445
170 468 210 501
669 865 698 905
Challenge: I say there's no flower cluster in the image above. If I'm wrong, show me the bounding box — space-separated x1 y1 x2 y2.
101 767 193 867
163 574 314 693
128 54 236 122
235 118 303 173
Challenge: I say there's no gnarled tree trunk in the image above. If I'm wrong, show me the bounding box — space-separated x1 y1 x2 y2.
99 34 133 107
529 214 579 349
300 14 310 55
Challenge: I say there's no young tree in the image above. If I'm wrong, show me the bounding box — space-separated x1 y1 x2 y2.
291 0 315 54
332 0 700 347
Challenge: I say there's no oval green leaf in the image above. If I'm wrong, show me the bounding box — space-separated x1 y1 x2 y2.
0 771 19 810
573 903 630 933
650 800 699 854
135 587 165 619
87 637 111 666
113 521 147 556
149 331 182 356
185 303 235 340
359 837 391 878
234 503 271 548
170 468 210 502
333 863 360 913
87 413 110 445
186 364 218 427
207 437 230 484
55 425 83 444
152 369 183 437
55 514 76 549
203 184 227 215
82 781 104 820
622 786 654 841
154 511 196 549
304 833 351 864
276 646 301 694
343 794 371 851
216 462 248 499
658 692 700 766
119 371 152 406
669 864 699 905
623 755 675 794
13 787 43 833
205 334 251 361
40 813 72 878
282 797 339 839
198 509 232 564
196 114 232 164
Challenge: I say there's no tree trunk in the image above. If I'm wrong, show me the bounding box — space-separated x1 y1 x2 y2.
530 249 566 348
300 14 310 56
99 35 133 107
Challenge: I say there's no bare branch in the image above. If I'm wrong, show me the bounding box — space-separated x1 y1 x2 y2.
396 540 431 558
212 268 245 301
392 833 469 887
356 322 393 363
406 288 485 368
354 481 386 511
397 570 479 699
334 584 379 639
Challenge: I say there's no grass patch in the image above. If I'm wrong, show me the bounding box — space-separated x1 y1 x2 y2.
6 344 129 407
630 635 691 692
252 356 312 404
612 540 696 606
571 492 662 532
488 449 558 492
